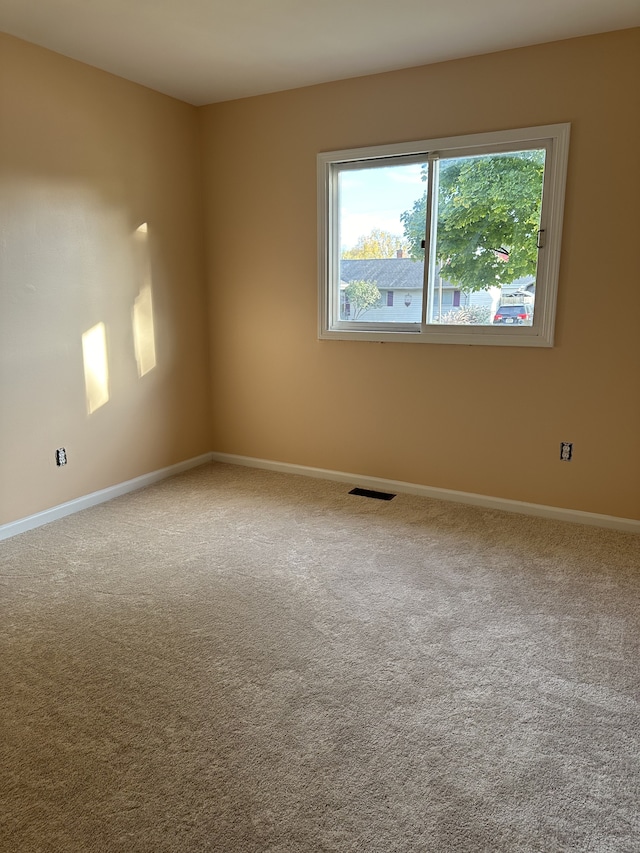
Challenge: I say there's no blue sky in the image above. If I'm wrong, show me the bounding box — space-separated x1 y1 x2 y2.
339 162 425 250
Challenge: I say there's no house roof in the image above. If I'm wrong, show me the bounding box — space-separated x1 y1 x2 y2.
340 258 426 290
340 258 536 292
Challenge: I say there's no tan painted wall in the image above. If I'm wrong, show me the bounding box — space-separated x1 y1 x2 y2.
201 30 640 520
2 29 638 527
0 34 211 525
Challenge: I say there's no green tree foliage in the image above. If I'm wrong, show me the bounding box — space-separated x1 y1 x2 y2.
343 280 381 319
400 151 545 292
342 228 408 259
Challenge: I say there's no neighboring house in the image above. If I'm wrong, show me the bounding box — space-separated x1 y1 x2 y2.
340 255 534 322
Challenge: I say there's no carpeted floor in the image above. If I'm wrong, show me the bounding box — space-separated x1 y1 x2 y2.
1 462 639 852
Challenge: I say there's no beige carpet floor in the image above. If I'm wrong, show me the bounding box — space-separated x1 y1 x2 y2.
1 462 639 852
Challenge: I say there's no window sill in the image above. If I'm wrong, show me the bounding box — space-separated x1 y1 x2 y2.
319 325 554 347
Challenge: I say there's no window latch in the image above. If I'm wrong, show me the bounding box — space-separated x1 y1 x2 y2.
536 229 545 249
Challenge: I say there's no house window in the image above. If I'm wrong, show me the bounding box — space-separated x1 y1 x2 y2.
318 123 570 347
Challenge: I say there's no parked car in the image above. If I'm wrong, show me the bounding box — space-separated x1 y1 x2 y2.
492 304 533 325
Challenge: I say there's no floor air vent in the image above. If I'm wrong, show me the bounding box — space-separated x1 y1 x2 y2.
349 487 396 501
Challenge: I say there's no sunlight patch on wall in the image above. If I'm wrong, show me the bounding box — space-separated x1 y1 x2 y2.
82 322 110 414
133 285 157 377
132 222 157 377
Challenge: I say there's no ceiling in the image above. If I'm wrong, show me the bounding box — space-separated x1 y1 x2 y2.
1 0 638 105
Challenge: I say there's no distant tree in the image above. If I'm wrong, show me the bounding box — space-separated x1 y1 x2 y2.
400 152 545 291
343 280 381 319
342 229 408 259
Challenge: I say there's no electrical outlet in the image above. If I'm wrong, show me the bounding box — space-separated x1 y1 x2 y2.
55 448 67 466
560 442 573 461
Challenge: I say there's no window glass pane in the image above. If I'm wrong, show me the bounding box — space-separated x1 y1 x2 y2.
428 149 545 326
337 162 426 323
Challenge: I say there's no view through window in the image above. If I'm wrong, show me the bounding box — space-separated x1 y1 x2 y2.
319 125 569 346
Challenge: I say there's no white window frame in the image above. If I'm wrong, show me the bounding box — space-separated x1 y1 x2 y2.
318 123 570 347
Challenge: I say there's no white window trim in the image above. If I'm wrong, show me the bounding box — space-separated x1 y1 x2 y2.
317 123 570 347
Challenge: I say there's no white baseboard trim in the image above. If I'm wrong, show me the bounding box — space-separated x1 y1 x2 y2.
0 453 214 542
3 450 637 541
211 452 640 534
